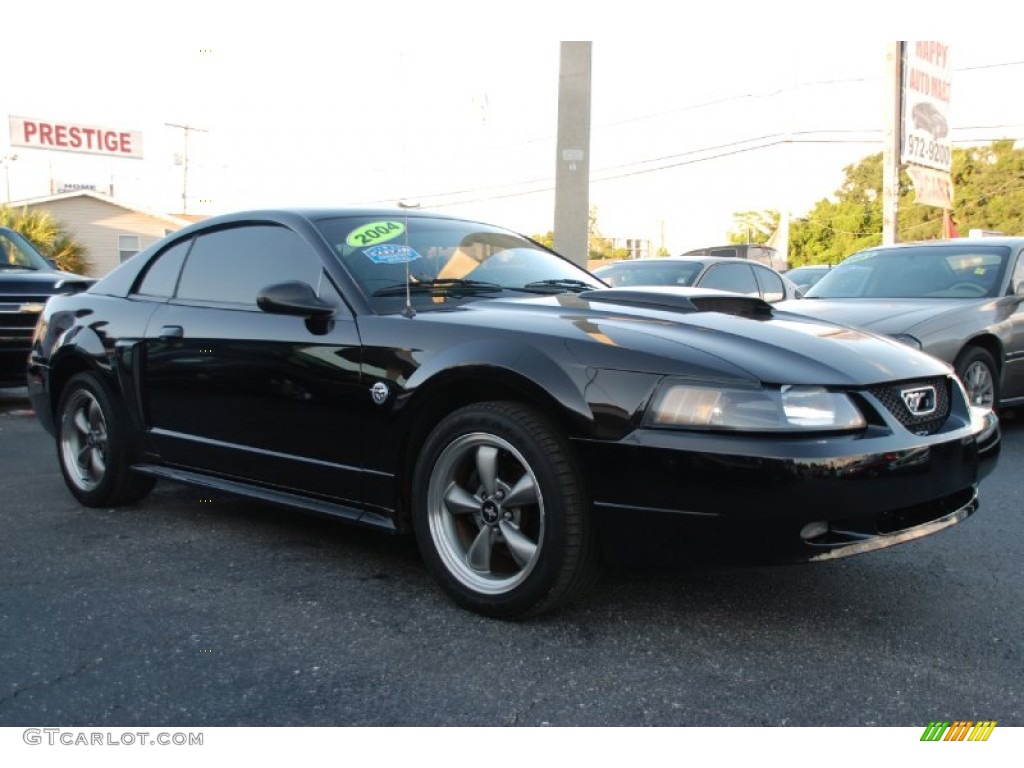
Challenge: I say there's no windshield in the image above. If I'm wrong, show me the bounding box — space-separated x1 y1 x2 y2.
804 245 1010 299
594 261 703 288
315 214 604 311
0 228 53 271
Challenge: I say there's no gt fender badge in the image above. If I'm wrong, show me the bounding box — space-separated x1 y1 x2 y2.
370 382 390 405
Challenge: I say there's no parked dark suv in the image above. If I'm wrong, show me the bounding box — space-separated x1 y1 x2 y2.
0 226 93 387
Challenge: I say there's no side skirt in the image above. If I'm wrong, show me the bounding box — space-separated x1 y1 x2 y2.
132 463 396 533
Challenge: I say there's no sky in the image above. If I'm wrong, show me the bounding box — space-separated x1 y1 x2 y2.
4 2 1024 255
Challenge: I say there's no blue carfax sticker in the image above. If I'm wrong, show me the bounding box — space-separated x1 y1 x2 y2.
363 244 421 264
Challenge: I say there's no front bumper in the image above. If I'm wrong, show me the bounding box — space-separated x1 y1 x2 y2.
575 407 1000 562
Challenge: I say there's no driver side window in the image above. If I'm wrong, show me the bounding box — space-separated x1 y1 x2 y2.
175 224 324 307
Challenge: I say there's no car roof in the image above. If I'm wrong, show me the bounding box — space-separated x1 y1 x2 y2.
167 207 491 239
596 256 771 268
855 237 1024 251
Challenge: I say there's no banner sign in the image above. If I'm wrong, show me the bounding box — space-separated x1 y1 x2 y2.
906 164 953 209
9 116 144 159
901 41 952 173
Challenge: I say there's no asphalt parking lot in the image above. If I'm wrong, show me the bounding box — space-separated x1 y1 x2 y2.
0 386 1021 727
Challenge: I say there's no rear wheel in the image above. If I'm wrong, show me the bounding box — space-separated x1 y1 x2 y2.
955 346 999 409
412 401 599 619
57 372 155 507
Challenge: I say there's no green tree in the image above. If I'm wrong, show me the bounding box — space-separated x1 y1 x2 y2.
727 210 779 244
531 206 630 261
0 206 91 274
739 141 1024 266
530 230 554 249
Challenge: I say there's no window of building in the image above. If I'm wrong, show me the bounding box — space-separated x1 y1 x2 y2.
118 234 142 263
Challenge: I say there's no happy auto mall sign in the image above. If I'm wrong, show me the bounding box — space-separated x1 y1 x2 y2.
9 115 144 159
901 41 953 209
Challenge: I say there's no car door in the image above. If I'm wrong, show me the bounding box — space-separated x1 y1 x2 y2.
140 223 365 504
1000 246 1024 401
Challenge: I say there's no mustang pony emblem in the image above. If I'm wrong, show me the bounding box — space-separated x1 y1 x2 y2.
901 386 937 416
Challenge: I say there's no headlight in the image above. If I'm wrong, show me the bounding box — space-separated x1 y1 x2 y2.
646 382 865 432
890 333 922 350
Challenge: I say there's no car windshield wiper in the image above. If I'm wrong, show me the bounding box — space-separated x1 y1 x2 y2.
519 279 596 294
371 278 505 297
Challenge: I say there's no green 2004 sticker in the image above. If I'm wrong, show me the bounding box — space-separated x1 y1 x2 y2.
346 220 406 248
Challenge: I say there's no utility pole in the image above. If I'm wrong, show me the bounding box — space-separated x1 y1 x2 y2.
165 122 207 214
882 42 903 245
553 42 592 267
2 154 17 204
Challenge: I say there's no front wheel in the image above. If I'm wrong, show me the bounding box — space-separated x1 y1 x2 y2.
56 372 155 507
412 402 598 619
955 347 999 409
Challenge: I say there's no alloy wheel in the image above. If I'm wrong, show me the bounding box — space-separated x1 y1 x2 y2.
426 432 544 595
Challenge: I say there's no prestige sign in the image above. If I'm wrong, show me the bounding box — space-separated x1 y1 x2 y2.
9 116 144 159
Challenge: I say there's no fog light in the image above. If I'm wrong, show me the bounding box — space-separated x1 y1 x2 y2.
800 521 829 541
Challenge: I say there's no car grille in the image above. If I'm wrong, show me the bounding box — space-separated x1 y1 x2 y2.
0 297 46 349
867 377 951 435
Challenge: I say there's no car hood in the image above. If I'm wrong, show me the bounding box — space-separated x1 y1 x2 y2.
0 269 95 296
424 288 952 387
775 297 980 335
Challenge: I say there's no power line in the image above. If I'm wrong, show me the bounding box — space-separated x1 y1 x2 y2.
351 118 1022 210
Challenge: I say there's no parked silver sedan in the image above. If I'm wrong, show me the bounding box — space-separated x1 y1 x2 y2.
592 256 802 303
777 238 1024 409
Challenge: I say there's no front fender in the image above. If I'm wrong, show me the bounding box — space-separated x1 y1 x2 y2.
402 339 595 426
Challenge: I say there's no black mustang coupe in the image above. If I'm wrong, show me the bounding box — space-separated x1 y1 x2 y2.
27 209 1001 618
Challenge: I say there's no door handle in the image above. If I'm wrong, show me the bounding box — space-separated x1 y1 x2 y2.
158 325 184 339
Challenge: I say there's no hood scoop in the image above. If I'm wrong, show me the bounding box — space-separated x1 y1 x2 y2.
577 287 773 319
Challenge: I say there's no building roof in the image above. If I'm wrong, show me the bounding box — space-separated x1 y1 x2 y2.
9 190 198 229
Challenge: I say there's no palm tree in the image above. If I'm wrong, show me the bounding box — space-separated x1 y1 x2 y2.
0 205 91 274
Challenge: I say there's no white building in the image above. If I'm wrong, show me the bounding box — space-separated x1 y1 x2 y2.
11 190 197 276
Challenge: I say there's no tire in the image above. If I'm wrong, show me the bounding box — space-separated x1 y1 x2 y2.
411 401 599 619
56 372 156 507
955 346 999 409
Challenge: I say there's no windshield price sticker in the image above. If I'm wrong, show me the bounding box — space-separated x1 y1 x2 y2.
346 221 406 248
363 244 421 264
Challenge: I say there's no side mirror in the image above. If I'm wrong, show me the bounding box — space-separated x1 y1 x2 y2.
257 281 334 318
54 278 95 295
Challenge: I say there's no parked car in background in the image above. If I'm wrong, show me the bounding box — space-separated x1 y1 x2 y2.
680 243 783 270
777 238 1024 410
27 210 1000 618
592 256 802 303
0 226 93 387
784 264 832 293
